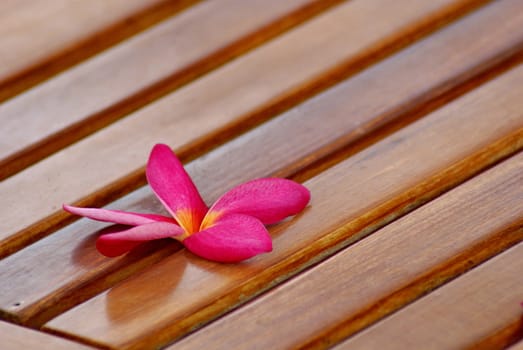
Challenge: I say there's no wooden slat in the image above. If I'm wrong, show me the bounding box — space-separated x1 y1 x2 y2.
0 320 93 350
44 63 523 350
2 0 521 327
0 0 480 257
0 0 341 180
338 241 523 350
170 152 523 350
0 0 196 102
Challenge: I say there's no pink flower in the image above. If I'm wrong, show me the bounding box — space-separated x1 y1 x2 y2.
64 144 310 262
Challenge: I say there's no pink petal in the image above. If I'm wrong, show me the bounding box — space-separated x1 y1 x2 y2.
146 144 207 233
63 204 175 226
205 178 310 225
96 221 184 257
183 214 272 263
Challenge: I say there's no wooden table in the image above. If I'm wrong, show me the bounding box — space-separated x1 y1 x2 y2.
1 0 522 349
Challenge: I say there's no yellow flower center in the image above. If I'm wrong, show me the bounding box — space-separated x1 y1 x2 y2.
173 209 222 239
199 210 222 231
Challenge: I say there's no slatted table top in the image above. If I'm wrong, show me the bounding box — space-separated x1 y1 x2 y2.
1 0 522 349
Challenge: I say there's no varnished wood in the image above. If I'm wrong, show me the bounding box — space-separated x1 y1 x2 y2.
1 0 520 327
0 320 93 350
0 0 198 103
44 63 523 350
171 152 523 350
0 0 479 258
1 0 522 348
338 241 523 350
0 0 342 180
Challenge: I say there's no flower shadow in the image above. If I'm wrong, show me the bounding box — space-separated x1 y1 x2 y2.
104 253 187 323
102 205 311 324
71 224 125 267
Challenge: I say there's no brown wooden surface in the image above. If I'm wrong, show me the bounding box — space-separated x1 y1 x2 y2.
0 0 196 102
0 0 339 180
44 63 523 349
0 320 93 350
171 151 523 350
0 0 481 258
1 0 522 349
338 241 523 350
1 0 522 328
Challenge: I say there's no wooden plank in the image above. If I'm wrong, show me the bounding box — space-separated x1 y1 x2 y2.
170 152 523 350
0 0 480 257
0 0 341 181
44 63 523 350
0 0 197 102
0 320 93 350
2 0 521 327
338 241 523 350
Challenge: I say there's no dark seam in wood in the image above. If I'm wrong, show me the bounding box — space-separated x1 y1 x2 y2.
0 0 492 261
117 135 523 350
0 0 346 181
298 221 523 349
0 0 203 104
289 48 523 183
1 25 521 337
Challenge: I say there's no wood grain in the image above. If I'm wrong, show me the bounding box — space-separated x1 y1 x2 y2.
2 0 521 327
44 63 523 350
0 0 479 257
0 0 198 102
0 0 342 180
170 152 523 350
0 320 93 350
172 154 523 349
338 241 523 350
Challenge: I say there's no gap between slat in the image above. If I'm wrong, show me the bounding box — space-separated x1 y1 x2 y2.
172 152 523 350
0 0 345 181
336 237 523 350
43 61 523 350
0 0 490 258
0 0 201 103
1 0 522 328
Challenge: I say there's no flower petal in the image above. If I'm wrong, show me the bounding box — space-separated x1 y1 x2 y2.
63 204 175 226
146 144 207 233
204 178 310 226
96 222 184 257
183 214 272 263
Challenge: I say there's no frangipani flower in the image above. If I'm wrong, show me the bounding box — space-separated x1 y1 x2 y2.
64 144 310 262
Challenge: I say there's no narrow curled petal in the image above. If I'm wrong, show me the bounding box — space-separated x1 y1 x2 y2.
96 222 184 257
183 214 272 263
205 178 310 226
146 144 207 233
63 204 175 226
